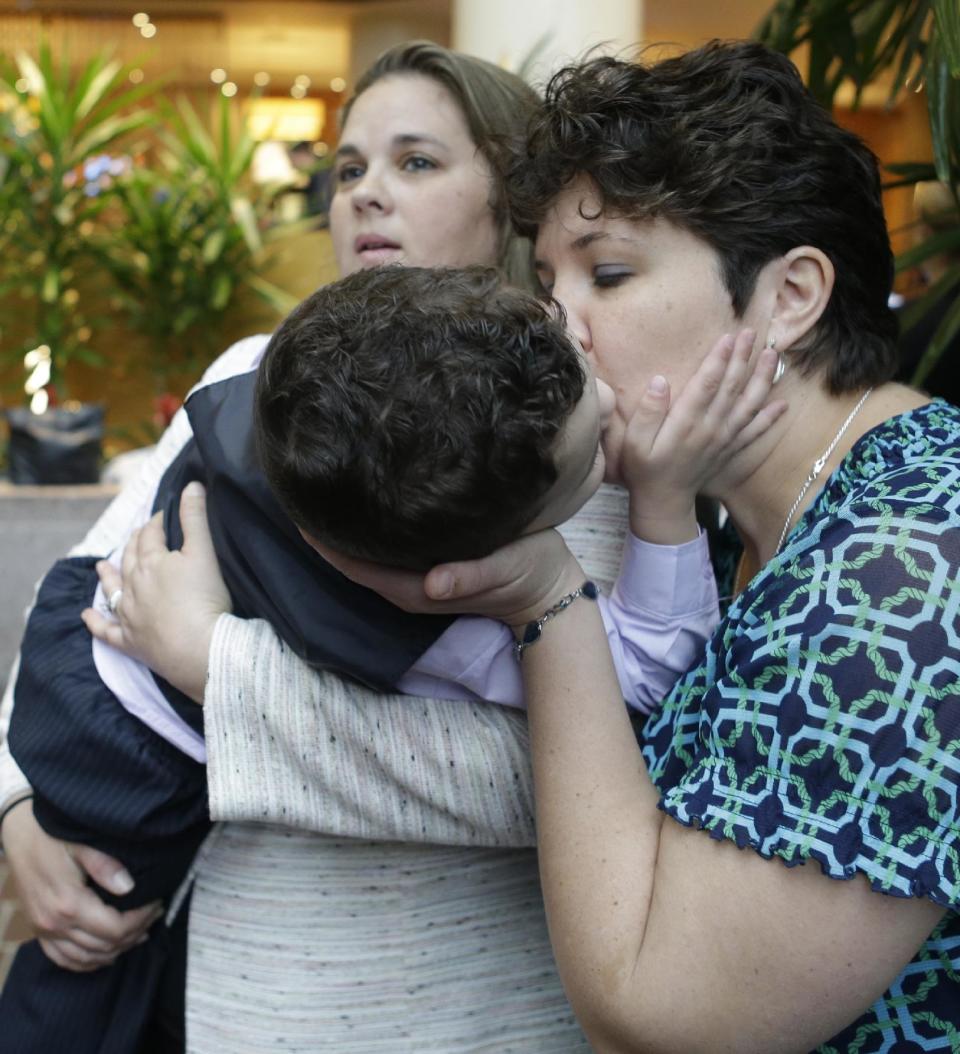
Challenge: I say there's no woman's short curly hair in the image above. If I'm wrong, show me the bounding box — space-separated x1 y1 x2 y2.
508 40 898 393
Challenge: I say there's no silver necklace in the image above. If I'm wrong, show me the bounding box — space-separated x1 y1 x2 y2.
776 388 873 553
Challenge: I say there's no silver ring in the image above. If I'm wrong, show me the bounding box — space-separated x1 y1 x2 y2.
108 588 123 615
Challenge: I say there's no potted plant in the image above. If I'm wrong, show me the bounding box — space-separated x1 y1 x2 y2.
756 0 960 392
0 44 155 482
93 87 299 429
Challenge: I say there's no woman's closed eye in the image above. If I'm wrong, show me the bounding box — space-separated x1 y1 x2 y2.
593 266 633 289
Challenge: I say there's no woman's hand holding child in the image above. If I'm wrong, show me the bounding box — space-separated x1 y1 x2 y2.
81 482 231 704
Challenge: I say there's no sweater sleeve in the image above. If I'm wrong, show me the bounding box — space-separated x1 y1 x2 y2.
204 614 538 846
203 485 631 846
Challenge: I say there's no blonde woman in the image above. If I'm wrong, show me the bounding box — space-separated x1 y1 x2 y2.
1 42 595 1053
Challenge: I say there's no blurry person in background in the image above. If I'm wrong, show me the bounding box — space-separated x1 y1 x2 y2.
287 139 330 219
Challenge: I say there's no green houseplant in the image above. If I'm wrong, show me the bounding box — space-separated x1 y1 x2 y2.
95 88 300 413
756 0 960 387
0 45 155 481
0 44 156 400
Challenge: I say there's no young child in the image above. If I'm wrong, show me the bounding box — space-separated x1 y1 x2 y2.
4 264 759 1049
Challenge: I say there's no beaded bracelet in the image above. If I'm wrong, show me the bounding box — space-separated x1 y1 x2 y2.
513 580 599 660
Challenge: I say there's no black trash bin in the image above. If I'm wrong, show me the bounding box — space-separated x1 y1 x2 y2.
5 403 104 484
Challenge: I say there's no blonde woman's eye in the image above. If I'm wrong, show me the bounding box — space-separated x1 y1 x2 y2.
335 163 364 184
403 155 437 172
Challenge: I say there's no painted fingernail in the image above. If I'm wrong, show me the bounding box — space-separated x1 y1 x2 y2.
648 375 668 396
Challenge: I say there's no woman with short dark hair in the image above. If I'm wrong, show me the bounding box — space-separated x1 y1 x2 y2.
328 41 960 1053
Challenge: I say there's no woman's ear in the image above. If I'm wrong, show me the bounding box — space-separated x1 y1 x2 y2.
765 246 834 351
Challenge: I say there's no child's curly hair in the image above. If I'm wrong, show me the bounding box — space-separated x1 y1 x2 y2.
256 266 585 570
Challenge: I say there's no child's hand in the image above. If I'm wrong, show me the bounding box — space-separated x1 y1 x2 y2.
622 330 785 544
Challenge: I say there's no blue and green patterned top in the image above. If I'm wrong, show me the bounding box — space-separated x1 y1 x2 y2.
642 400 960 1053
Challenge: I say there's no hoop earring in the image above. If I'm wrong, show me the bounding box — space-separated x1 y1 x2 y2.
768 337 786 384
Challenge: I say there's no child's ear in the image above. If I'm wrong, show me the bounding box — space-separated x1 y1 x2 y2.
765 245 834 352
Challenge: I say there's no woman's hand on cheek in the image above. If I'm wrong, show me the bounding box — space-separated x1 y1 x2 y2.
313 529 585 631
81 482 231 703
623 328 785 542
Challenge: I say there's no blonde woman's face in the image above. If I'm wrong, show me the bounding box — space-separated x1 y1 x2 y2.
330 74 501 275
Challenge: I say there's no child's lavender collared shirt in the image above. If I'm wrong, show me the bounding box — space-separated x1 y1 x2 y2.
92 528 718 763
